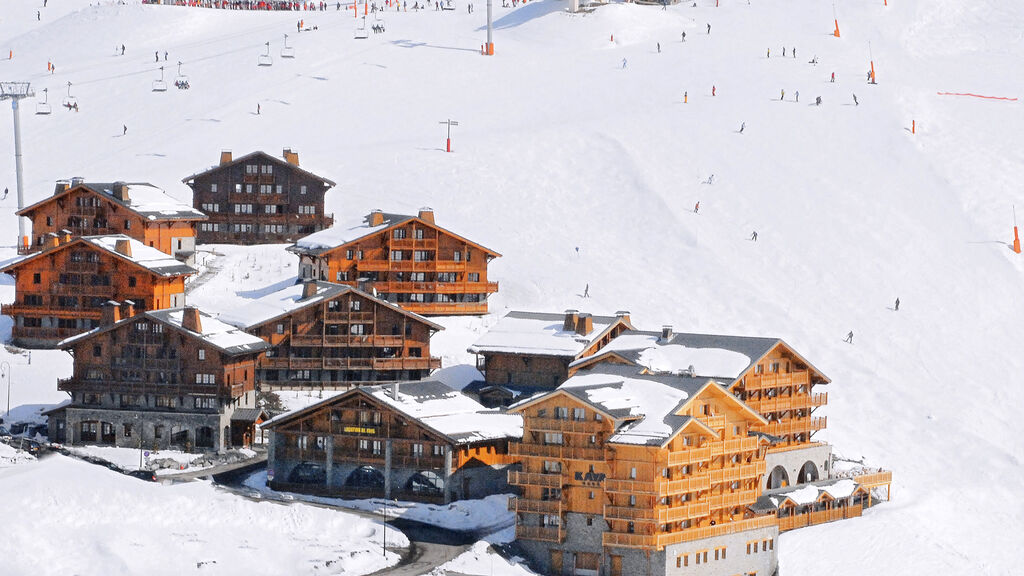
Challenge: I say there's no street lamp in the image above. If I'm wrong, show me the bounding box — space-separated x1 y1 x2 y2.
1 361 11 421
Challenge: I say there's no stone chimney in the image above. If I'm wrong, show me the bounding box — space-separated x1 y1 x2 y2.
112 182 130 203
43 232 60 251
54 180 71 195
563 309 579 332
575 313 594 336
181 306 202 334
283 148 299 166
661 325 673 341
390 381 400 400
114 238 132 258
220 150 233 165
101 300 122 326
615 310 631 323
368 209 384 227
120 299 136 319
70 176 84 187
301 280 318 300
417 207 435 224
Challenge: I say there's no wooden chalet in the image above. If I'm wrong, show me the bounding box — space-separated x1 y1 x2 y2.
50 305 269 451
288 209 500 316
217 280 443 388
465 310 634 406
507 363 778 576
262 379 522 503
0 234 196 348
16 179 206 261
182 149 336 244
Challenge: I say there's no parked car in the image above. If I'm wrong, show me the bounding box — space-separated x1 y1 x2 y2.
127 469 158 482
287 462 327 484
13 438 43 457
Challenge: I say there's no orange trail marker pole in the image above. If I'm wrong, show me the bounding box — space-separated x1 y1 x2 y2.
869 42 877 84
1014 206 1021 254
834 20 841 37
833 2 840 37
912 120 915 134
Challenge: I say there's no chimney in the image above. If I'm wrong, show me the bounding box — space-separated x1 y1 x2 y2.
368 209 384 227
114 238 132 258
60 229 73 245
70 176 84 187
391 381 400 400
54 180 71 195
112 182 130 203
417 207 435 224
301 280 318 300
120 299 136 319
283 148 299 166
43 232 60 251
575 313 594 336
101 300 122 326
219 150 233 165
661 325 673 341
182 306 203 334
563 309 579 332
615 310 631 323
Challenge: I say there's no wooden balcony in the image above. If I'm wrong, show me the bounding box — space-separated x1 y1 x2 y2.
323 311 375 323
49 283 115 298
665 446 711 466
602 531 656 549
604 505 657 522
386 260 436 272
701 415 727 429
372 357 442 371
355 260 391 272
289 334 405 348
762 416 827 438
434 261 467 272
743 370 811 392
708 436 760 457
657 475 712 496
434 281 499 294
508 496 562 515
399 302 489 315
707 462 766 485
514 524 563 543
779 504 862 532
705 488 760 510
654 515 777 549
389 238 438 250
850 470 892 489
527 417 605 435
288 357 324 369
509 442 606 462
657 501 712 524
508 470 563 488
746 392 828 414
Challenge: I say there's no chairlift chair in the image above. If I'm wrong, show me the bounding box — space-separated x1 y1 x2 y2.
36 88 52 115
174 61 190 90
62 82 78 109
373 14 385 33
258 42 273 66
354 16 369 39
152 66 168 92
281 34 296 59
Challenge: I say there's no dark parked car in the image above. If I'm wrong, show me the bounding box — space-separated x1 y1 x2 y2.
127 469 158 482
12 438 43 457
287 462 327 484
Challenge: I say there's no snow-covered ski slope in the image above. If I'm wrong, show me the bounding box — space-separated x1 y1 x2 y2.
1 0 1022 573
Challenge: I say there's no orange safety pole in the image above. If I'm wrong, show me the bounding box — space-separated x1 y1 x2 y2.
354 1 357 17
1013 226 1021 253
912 120 915 134
364 0 367 15
833 20 840 37
870 60 876 83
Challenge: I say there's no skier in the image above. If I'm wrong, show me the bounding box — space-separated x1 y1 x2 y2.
575 246 580 257
164 51 168 61
707 174 714 185
681 31 686 42
622 58 627 69
844 331 853 344
894 297 900 311
684 91 688 103
815 96 822 106
792 47 796 58
795 90 799 102
122 124 127 135
853 93 858 106
155 51 159 62
657 42 661 53
739 121 745 134
583 284 590 298
750 230 758 241
694 201 700 214
37 11 40 20
707 23 711 34
780 89 785 100
767 48 770 58
712 85 716 96
2 187 8 200
830 72 835 83
121 44 125 56
257 103 261 115
867 70 872 82
782 47 786 57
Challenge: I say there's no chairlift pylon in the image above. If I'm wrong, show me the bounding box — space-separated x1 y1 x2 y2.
281 34 296 59
258 42 273 66
354 16 369 40
174 61 190 90
61 82 78 110
152 66 167 92
36 88 52 115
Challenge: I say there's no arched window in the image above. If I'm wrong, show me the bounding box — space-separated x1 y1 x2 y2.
797 460 819 484
766 465 790 489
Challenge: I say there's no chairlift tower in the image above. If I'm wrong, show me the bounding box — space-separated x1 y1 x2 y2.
0 82 34 250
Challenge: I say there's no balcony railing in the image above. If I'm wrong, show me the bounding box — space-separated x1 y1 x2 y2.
604 505 657 522
434 261 467 272
850 470 892 489
656 475 712 496
323 311 375 323
705 488 760 510
779 505 862 532
509 442 607 462
507 470 562 488
514 524 563 543
372 357 441 371
745 392 828 414
665 446 711 466
398 302 489 315
654 515 777 549
527 417 605 435
707 462 766 485
761 416 827 438
507 496 561 515
388 238 438 250
743 370 812 392
708 436 760 457
434 281 499 294
657 501 712 524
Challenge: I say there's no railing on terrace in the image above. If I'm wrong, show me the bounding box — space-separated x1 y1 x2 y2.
388 238 438 250
705 488 760 510
604 505 657 522
742 370 811 392
399 302 489 315
509 442 606 462
850 470 892 488
514 524 563 543
707 462 766 485
665 446 711 466
323 311 375 323
507 496 561 515
657 501 712 524
526 417 605 434
654 515 777 549
434 261 467 272
708 436 760 457
507 470 562 488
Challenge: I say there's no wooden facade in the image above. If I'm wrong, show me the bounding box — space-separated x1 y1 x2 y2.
183 149 335 244
0 235 195 348
290 210 500 316
264 381 520 503
220 280 443 388
16 180 205 259
53 306 268 451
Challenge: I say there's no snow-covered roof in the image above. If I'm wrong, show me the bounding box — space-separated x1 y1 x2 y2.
263 380 522 445
216 280 443 331
570 330 787 379
18 181 206 221
148 308 269 354
290 211 411 253
82 235 197 276
756 478 862 512
468 311 628 358
181 150 336 188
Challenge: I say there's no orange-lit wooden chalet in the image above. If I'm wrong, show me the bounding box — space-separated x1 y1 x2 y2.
262 379 522 503
0 234 196 348
16 179 206 260
217 279 443 388
288 209 500 316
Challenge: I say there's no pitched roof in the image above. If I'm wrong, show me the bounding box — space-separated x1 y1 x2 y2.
215 280 444 331
17 182 206 222
181 150 336 187
263 380 522 445
468 311 630 358
0 235 196 277
755 478 863 512
231 408 269 423
59 307 269 355
288 211 501 257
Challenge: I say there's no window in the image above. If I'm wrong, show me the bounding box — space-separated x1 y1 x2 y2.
554 407 568 420
200 223 220 232
589 491 595 500
235 183 242 193
264 204 277 214
155 396 174 408
350 324 365 335
210 183 217 193
194 397 217 409
201 203 219 213
629 495 637 507
298 205 316 215
410 272 425 282
234 203 253 214
763 540 768 552
771 361 780 373
586 516 594 526
543 460 561 474
124 219 131 230
413 228 424 239
83 393 101 405
630 467 637 479
413 250 430 261
32 273 40 284
372 440 382 455
572 407 585 421
350 300 361 311
390 250 403 261
468 272 480 282
433 444 445 456
195 373 216 384
198 349 205 360
300 185 307 195
627 522 635 534
543 433 563 445
123 423 133 438
412 443 424 457
261 164 273 174
393 228 407 239
409 293 425 302
276 185 283 194
345 249 353 260
92 345 102 357
276 323 284 334
245 185 253 193
453 250 461 261
246 164 257 174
